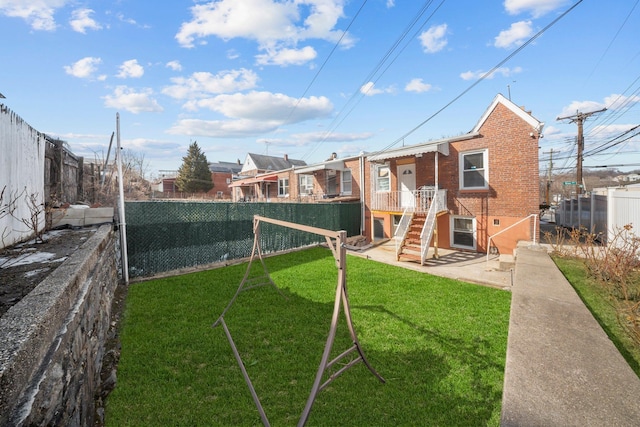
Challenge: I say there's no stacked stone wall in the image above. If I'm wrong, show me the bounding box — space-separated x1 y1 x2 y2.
0 225 118 427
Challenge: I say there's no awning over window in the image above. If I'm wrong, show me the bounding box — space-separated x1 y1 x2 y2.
294 159 347 174
367 133 479 162
229 174 278 187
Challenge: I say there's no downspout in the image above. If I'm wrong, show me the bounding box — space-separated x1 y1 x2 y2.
359 152 365 236
433 151 439 259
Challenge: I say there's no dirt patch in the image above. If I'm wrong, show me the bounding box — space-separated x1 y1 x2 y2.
0 227 99 318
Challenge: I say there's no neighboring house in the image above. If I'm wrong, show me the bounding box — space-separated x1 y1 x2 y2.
240 153 307 176
227 94 542 261
365 93 543 261
231 153 307 201
206 160 243 199
293 153 363 201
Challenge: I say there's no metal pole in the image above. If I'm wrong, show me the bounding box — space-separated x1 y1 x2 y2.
221 318 271 427
101 131 114 187
115 113 129 284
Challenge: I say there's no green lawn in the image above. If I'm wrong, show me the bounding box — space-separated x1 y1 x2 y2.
552 256 640 378
105 247 511 426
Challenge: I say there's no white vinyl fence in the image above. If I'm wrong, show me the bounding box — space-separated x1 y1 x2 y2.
555 185 640 245
607 186 640 245
0 104 46 249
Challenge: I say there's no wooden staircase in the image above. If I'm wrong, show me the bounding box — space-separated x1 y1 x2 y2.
397 213 426 263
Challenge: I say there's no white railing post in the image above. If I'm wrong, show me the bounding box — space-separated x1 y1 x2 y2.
394 208 412 260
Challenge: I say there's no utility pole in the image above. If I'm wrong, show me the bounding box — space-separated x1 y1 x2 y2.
557 108 606 195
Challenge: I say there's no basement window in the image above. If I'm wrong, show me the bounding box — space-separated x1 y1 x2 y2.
451 216 476 250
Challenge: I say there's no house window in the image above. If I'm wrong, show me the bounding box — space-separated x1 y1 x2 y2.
451 216 476 250
341 169 352 195
299 174 314 194
460 149 488 189
375 165 390 192
278 177 289 197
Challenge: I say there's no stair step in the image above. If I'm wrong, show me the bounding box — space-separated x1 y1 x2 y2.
401 244 421 253
399 252 422 262
499 254 515 270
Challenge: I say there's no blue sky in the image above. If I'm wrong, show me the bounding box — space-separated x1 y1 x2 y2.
1 0 639 177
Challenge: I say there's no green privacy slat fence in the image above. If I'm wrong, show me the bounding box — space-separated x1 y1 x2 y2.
125 201 362 278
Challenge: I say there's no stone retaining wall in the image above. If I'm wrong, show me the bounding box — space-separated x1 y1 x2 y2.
0 224 119 427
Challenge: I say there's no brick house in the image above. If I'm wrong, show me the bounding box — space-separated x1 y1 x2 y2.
206 160 243 199
365 93 543 261
292 153 363 202
227 94 541 261
230 153 306 201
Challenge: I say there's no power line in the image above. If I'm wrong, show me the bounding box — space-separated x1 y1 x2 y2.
302 0 444 160
583 124 640 157
557 108 607 194
286 0 370 123
582 0 639 83
367 0 584 158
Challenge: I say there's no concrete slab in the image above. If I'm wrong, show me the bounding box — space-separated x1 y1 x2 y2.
51 207 114 228
354 239 513 289
500 244 640 426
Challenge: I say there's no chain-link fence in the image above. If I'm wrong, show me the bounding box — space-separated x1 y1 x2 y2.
125 201 362 278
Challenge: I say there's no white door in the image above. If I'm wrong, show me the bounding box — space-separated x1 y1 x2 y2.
398 164 416 209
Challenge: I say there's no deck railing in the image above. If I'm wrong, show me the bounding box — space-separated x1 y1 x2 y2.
372 187 446 213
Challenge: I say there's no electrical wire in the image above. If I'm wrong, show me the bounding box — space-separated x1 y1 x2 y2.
366 0 585 158
301 0 443 160
582 0 639 84
285 0 369 123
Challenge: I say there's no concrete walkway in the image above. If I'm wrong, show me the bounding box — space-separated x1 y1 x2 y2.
501 243 640 426
356 240 640 426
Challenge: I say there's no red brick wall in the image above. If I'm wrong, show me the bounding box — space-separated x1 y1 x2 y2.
444 103 540 252
206 172 233 198
364 101 540 253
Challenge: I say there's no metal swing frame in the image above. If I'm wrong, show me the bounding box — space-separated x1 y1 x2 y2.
213 215 385 427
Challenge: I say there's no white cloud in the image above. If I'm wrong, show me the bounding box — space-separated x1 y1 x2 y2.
175 0 351 66
166 118 282 138
405 78 432 93
558 94 640 118
604 94 640 111
504 0 568 18
386 0 395 7
162 69 259 100
103 86 163 114
166 60 182 71
495 20 533 49
0 0 68 31
288 131 373 144
187 91 333 124
116 59 144 79
360 82 395 96
256 46 317 66
63 56 102 79
460 66 522 81
69 8 101 33
419 24 448 53
166 90 332 138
